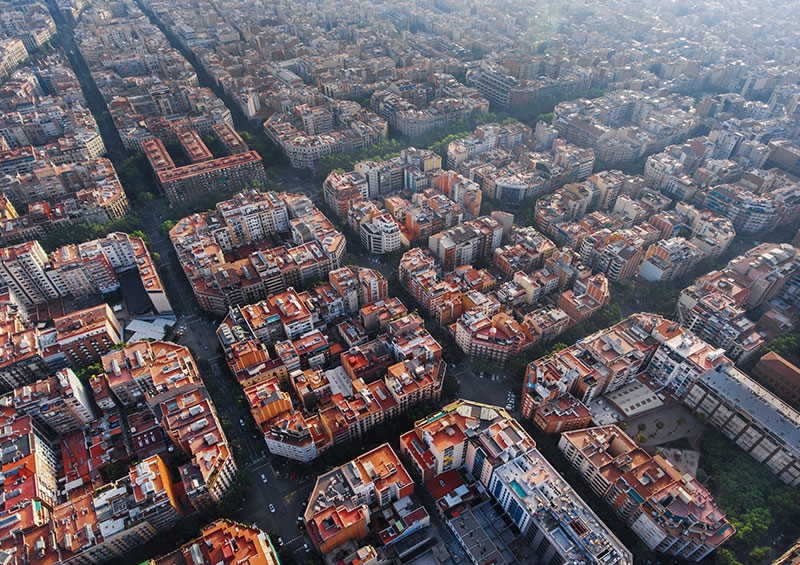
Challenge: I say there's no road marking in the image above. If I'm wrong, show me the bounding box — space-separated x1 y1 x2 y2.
284 481 314 504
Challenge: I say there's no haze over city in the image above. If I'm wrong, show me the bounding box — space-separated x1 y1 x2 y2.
0 0 799 564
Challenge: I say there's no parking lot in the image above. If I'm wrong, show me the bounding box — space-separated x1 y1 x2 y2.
450 358 521 413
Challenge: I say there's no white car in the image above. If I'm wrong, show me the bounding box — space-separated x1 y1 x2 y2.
261 474 267 483
269 504 276 513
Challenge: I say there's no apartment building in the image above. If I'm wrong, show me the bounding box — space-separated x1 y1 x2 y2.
157 147 266 205
245 377 293 428
0 297 61 391
531 394 592 433
101 340 200 407
646 323 729 398
304 444 414 553
454 310 532 366
265 411 325 463
639 237 704 282
150 519 280 564
727 243 797 308
323 170 369 219
53 483 159 564
522 306 570 344
399 400 632 564
264 107 387 170
494 228 556 277
557 272 610 326
216 266 437 463
752 352 800 409
490 448 632 564
521 313 665 415
428 216 502 271
53 304 122 367
705 184 784 233
559 426 734 561
160 388 238 509
9 368 94 434
0 239 60 306
170 191 343 314
684 365 800 487
0 233 170 313
130 455 182 531
683 292 751 351
360 213 402 254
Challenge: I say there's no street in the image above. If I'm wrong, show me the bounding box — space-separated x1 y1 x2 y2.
136 197 324 559
126 155 532 565
239 459 316 562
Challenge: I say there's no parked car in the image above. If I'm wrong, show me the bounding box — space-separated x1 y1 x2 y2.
269 504 276 513
261 474 267 483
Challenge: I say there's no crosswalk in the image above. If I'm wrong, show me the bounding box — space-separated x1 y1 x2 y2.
246 455 269 468
283 535 304 546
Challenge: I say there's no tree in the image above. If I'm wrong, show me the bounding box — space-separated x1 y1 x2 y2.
635 433 647 444
130 230 149 244
763 331 800 360
700 429 800 557
619 422 628 431
118 152 155 203
656 421 664 430
546 342 568 355
637 423 646 432
716 549 744 565
75 363 103 385
747 546 771 565
41 216 146 252
159 219 176 237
